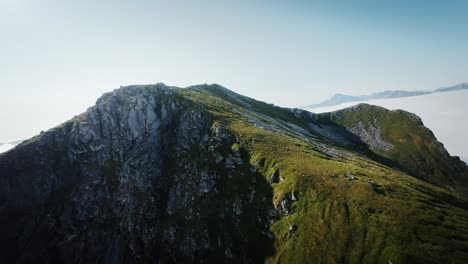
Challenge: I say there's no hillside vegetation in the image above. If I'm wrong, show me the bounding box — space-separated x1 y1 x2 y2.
0 84 467 263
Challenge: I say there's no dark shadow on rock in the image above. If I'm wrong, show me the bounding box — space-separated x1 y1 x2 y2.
0 110 276 263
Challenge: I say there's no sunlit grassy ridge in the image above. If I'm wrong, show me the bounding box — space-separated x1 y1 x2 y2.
180 85 468 263
317 104 468 194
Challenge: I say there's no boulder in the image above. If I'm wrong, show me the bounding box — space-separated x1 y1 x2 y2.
289 225 298 233
269 170 280 184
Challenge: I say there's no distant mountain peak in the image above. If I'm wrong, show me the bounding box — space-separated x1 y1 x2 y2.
305 83 467 109
434 82 468 93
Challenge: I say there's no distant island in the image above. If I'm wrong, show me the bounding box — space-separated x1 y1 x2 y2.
0 140 24 147
0 141 20 154
305 83 468 108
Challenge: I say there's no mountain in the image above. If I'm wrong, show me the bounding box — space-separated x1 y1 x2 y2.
361 90 430 100
306 93 362 108
0 140 23 147
434 83 468 93
1 84 468 263
305 83 466 108
0 140 23 154
316 104 468 189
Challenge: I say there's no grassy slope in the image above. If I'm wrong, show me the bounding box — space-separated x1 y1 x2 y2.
180 86 468 263
317 104 468 193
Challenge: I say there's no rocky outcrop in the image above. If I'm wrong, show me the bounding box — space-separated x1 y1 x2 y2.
0 84 274 263
268 170 279 184
315 103 468 191
348 120 394 151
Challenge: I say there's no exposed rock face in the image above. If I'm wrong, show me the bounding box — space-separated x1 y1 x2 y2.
0 85 274 263
275 192 298 216
268 170 279 184
316 103 468 191
348 120 394 151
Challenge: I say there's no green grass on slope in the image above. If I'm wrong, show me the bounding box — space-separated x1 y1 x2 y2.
318 104 468 193
187 85 317 135
179 87 468 263
233 121 468 263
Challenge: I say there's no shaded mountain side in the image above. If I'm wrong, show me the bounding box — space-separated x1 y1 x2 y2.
0 85 275 263
314 104 468 193
1 84 468 263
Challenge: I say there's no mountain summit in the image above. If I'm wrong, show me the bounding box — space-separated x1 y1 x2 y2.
1 84 467 263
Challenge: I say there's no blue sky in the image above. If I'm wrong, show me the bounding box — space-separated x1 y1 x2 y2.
1 0 467 141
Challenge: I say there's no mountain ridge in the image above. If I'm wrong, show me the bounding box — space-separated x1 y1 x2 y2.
305 83 468 108
1 83 467 263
